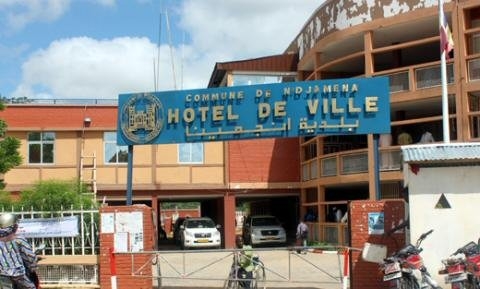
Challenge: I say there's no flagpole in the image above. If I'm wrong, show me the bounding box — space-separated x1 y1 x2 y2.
439 0 451 143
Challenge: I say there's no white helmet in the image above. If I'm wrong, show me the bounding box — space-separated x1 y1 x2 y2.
0 213 18 238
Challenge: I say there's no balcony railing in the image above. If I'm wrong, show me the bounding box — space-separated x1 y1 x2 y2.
379 61 456 93
307 222 349 246
416 63 454 89
387 71 409 93
469 57 480 81
301 147 402 180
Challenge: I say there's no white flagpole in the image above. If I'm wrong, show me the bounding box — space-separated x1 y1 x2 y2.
439 0 451 143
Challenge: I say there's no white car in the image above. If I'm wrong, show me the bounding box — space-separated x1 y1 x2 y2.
242 215 287 246
180 217 222 249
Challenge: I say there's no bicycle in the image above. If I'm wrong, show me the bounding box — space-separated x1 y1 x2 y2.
223 248 266 289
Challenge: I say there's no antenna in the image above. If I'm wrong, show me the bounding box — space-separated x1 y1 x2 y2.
181 32 185 90
165 9 177 90
155 7 162 91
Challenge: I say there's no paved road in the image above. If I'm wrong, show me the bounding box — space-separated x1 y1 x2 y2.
150 243 347 289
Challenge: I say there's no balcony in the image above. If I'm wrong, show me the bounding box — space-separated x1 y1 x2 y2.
301 148 402 180
381 62 455 93
469 57 480 81
307 222 349 246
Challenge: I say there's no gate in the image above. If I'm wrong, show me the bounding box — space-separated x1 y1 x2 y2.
1 206 100 288
121 246 351 289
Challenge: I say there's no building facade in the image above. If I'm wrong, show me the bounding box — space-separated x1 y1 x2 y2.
0 101 300 248
1 0 480 248
208 0 480 245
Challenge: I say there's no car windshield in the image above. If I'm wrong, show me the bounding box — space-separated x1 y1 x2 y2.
185 219 215 228
252 217 279 226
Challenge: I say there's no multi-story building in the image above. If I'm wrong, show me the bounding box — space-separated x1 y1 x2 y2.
0 100 300 248
208 0 480 244
1 0 479 247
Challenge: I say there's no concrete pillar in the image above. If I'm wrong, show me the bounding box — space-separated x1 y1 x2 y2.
223 193 236 248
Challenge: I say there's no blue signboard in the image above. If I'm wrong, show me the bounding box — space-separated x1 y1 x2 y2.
117 77 390 145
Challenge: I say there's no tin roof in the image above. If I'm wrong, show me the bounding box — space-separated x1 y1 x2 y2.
401 142 480 163
207 54 298 88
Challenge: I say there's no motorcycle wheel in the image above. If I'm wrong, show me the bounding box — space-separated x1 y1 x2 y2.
397 276 419 289
473 276 480 289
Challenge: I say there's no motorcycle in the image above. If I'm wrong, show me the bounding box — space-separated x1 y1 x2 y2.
380 229 442 289
438 241 480 289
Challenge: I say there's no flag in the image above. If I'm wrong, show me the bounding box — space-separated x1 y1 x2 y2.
440 10 454 59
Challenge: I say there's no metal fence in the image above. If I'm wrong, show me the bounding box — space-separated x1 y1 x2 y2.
0 206 100 286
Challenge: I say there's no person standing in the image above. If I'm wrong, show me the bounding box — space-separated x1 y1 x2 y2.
296 218 309 254
0 213 38 289
397 130 412 145
379 133 393 169
419 130 435 143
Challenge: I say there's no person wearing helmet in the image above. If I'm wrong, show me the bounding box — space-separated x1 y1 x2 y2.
0 213 38 289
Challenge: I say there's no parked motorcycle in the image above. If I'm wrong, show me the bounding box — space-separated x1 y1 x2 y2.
438 241 480 289
380 229 442 289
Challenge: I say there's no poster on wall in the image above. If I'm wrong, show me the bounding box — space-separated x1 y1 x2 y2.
100 213 114 233
115 212 131 233
102 211 144 252
18 216 79 238
368 212 384 235
129 212 144 252
114 232 129 252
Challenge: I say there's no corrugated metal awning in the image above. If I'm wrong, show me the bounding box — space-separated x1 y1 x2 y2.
401 142 480 163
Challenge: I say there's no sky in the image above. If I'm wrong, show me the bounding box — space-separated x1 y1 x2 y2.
0 0 324 100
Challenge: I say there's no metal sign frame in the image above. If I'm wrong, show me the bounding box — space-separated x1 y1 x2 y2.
117 77 390 145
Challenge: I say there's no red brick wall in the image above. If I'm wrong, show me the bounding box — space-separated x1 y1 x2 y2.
228 138 300 182
350 200 407 289
160 208 201 235
0 105 117 129
100 205 154 289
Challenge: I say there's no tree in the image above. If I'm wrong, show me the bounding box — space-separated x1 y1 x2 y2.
19 179 97 211
0 100 22 189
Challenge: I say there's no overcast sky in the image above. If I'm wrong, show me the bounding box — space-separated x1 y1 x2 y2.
0 0 324 100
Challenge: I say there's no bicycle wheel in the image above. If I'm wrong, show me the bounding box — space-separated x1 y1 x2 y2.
223 278 238 289
223 266 239 289
251 261 266 289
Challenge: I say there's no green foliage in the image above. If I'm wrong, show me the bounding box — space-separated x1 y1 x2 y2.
307 240 336 249
19 179 97 211
0 100 23 189
0 190 14 210
0 137 22 172
160 202 199 209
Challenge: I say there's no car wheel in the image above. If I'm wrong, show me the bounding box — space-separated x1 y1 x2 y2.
247 235 253 246
180 236 185 250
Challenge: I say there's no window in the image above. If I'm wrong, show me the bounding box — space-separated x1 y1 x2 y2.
231 73 296 86
469 58 480 81
178 143 204 164
416 64 454 89
104 132 128 164
28 132 55 164
469 33 480 54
